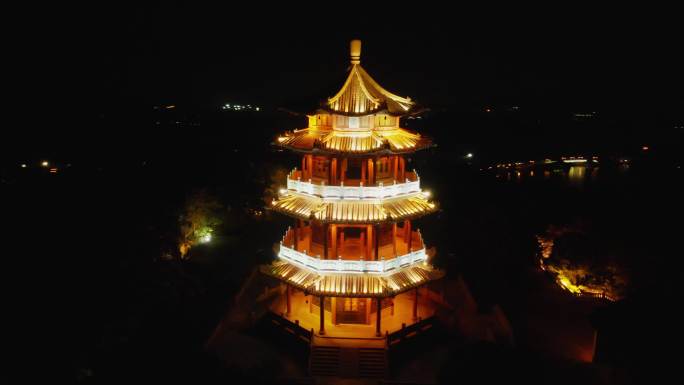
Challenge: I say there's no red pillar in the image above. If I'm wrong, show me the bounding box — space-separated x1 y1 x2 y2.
392 223 397 257
323 223 329 259
319 295 326 335
374 224 380 260
376 297 382 336
393 156 399 180
301 156 306 179
413 287 419 321
407 221 413 252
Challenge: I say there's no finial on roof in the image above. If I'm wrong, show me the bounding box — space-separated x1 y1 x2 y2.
350 40 361 64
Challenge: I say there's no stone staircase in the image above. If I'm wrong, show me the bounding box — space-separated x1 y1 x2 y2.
358 348 388 378
309 346 341 377
309 345 387 378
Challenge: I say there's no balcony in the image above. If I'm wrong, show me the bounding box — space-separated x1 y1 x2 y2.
287 169 421 200
277 227 427 274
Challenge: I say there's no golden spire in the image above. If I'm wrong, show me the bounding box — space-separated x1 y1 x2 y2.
350 39 361 65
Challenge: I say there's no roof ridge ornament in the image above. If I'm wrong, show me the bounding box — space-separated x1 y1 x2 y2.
350 39 361 64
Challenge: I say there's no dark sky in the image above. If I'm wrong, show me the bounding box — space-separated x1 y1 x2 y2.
10 5 684 119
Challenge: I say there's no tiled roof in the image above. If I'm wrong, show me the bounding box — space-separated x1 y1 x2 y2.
277 127 431 154
327 65 414 116
261 260 443 298
271 192 436 223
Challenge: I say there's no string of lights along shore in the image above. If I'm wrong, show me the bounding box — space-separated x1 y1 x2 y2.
262 40 443 337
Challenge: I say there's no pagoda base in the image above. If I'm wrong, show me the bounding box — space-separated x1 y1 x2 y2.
269 286 438 340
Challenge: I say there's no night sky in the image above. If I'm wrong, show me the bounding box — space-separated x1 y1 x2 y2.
4 7 683 383
15 6 683 111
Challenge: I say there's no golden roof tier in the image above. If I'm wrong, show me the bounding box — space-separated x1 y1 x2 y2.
275 40 432 156
271 191 436 224
324 40 414 116
277 126 432 155
261 259 444 298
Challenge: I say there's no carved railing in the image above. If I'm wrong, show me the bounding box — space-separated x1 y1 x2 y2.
278 231 427 274
287 169 421 199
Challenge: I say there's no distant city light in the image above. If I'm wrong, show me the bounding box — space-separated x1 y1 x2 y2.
466 153 473 158
21 164 27 168
200 234 212 243
222 103 261 112
642 146 649 151
41 161 49 167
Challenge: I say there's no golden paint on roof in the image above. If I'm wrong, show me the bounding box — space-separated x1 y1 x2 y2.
327 64 414 115
261 260 443 298
271 192 436 223
326 40 414 115
277 127 430 154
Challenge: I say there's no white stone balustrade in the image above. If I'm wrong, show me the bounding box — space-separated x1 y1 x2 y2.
278 241 428 274
286 169 421 199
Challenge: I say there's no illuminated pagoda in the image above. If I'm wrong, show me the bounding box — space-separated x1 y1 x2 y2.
262 40 442 339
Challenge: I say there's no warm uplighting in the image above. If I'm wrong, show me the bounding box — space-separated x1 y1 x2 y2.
262 41 443 339
326 40 414 115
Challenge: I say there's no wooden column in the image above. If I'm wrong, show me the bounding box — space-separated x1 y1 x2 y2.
374 224 380 260
392 223 397 257
341 159 348 183
361 161 366 184
366 225 373 259
319 295 326 335
330 158 337 184
307 155 313 180
286 284 291 316
293 219 298 250
400 157 406 181
301 156 307 179
323 223 329 259
393 156 399 180
373 158 378 185
407 221 413 252
360 232 366 259
368 159 374 185
331 224 338 258
365 298 371 325
413 287 419 321
376 297 382 336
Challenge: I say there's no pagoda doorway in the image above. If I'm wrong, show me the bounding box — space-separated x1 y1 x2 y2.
335 297 368 324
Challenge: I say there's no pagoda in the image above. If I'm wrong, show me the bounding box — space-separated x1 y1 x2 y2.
262 40 442 338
